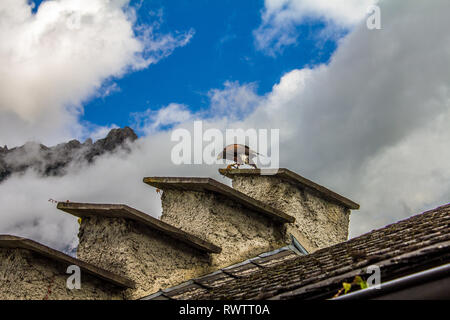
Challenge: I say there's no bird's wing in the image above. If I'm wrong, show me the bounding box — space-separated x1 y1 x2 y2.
225 144 264 156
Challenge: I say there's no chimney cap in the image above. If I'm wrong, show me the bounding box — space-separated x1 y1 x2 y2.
57 202 222 254
219 168 360 210
0 234 135 288
143 177 295 223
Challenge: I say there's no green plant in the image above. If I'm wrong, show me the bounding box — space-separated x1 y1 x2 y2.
333 275 368 298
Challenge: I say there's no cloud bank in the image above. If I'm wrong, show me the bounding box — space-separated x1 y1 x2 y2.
254 0 377 55
1 0 449 254
0 0 193 147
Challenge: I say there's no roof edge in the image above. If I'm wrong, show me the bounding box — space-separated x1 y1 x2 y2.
219 168 360 210
56 202 222 254
143 176 295 223
0 234 135 289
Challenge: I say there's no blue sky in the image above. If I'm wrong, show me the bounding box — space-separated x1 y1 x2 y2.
74 0 341 130
3 0 450 250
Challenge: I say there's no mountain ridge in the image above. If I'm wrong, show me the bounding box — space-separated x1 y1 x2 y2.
0 127 138 183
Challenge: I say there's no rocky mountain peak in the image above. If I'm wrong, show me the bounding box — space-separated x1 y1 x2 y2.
0 127 138 183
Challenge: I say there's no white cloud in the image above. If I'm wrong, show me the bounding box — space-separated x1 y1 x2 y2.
132 81 262 135
354 110 450 234
208 81 261 119
254 0 377 55
248 0 450 236
0 131 224 252
0 0 193 147
1 0 450 253
132 103 193 135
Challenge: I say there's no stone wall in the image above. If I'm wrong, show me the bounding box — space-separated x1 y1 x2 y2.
231 175 350 251
160 189 286 269
76 216 213 300
0 248 122 300
1 167 356 300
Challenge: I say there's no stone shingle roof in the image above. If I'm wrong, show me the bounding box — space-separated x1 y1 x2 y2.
141 245 302 300
143 203 450 300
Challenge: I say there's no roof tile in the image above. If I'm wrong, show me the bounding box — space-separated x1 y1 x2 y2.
182 203 450 299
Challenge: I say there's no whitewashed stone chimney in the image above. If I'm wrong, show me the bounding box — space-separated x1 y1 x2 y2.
53 168 359 299
57 202 221 299
143 177 295 268
219 168 360 252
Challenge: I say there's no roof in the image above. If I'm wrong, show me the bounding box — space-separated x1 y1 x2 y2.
143 203 450 300
219 168 360 210
143 177 295 223
57 202 221 254
141 246 302 300
0 235 135 288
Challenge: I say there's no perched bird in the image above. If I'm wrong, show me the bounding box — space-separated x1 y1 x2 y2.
217 144 259 169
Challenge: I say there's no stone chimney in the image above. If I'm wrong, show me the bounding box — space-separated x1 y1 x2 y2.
51 168 358 299
0 235 132 300
219 168 360 251
143 177 295 268
57 202 221 299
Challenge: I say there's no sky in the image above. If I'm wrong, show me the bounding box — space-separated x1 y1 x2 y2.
1 0 450 253
84 0 342 129
10 0 342 135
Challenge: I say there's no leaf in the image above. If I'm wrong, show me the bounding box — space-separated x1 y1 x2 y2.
77 218 82 225
354 276 368 289
343 282 352 294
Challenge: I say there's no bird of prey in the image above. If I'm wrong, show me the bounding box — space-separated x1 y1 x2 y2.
217 144 259 169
